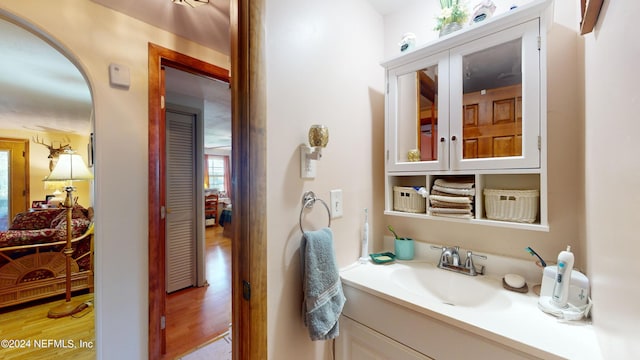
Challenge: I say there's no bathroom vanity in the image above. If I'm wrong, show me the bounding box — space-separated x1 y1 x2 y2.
344 1 599 357
337 260 601 360
384 0 554 231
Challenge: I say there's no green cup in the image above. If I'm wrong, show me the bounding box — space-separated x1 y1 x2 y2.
394 238 415 260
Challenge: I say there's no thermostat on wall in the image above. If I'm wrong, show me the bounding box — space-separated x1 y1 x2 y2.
109 63 130 88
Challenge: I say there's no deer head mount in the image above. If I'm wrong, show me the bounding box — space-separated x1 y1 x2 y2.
32 135 73 171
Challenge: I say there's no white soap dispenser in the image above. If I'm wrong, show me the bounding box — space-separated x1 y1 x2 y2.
551 245 574 307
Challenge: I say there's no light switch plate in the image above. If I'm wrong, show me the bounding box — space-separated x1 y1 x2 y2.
330 189 343 218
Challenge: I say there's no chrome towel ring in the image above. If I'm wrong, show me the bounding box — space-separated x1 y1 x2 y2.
299 191 331 233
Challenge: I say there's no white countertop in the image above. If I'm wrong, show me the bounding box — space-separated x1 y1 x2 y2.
340 260 602 360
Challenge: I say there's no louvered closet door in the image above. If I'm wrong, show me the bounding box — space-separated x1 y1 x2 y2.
166 110 196 293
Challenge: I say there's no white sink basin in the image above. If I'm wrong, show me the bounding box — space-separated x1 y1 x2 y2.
390 262 512 309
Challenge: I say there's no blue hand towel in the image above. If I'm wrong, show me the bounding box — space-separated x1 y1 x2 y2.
301 227 346 341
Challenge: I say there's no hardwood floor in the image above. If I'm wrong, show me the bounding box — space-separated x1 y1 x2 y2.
0 292 95 360
0 226 230 360
163 225 232 359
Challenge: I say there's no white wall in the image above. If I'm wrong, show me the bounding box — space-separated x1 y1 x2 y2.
382 0 538 59
583 1 640 358
0 1 228 359
264 0 384 358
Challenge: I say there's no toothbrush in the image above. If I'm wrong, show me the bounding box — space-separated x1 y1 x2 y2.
387 225 399 239
525 246 547 267
359 209 369 263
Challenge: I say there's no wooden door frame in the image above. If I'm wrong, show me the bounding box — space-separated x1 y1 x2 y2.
149 0 267 357
148 43 228 357
230 0 267 358
148 39 266 359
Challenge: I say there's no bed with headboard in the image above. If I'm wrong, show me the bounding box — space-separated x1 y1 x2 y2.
0 206 94 308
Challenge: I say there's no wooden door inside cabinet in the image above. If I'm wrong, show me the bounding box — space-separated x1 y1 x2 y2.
462 84 522 159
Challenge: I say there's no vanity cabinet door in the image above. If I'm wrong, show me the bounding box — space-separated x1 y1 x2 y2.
387 50 450 172
336 316 434 360
449 19 540 170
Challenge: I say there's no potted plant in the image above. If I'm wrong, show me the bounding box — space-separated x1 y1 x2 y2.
434 0 469 37
388 225 415 260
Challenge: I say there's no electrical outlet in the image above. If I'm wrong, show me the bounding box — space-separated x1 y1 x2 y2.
330 189 343 218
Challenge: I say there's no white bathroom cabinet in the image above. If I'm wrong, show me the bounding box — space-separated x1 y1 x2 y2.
383 0 552 230
338 285 541 360
336 316 433 360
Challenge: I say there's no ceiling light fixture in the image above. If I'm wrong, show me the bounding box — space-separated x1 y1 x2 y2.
171 0 209 8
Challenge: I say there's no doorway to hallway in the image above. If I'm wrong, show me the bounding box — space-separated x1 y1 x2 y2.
147 43 232 358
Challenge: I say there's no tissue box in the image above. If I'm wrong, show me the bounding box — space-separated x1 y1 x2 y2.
540 266 589 307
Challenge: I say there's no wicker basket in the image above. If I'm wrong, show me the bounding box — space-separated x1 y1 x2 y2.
393 186 426 213
484 189 539 223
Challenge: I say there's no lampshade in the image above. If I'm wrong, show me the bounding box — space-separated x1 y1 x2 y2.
44 179 67 190
171 0 209 7
46 151 94 182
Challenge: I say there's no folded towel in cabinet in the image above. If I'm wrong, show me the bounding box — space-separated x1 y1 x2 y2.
430 212 474 219
429 200 473 210
432 185 476 196
429 194 473 204
300 227 346 341
430 189 474 199
428 207 472 214
434 178 475 189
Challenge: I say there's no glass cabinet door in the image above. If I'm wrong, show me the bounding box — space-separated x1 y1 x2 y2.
387 51 450 172
449 19 540 170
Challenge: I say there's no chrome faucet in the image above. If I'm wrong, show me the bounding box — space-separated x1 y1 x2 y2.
430 246 486 276
437 246 460 267
431 245 457 269
463 250 486 276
